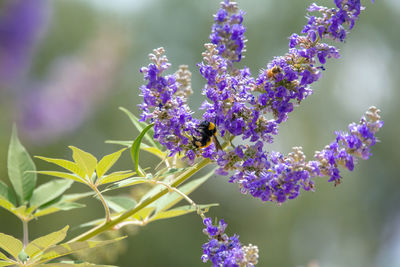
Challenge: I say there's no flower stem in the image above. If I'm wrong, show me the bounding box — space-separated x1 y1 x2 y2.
68 157 211 242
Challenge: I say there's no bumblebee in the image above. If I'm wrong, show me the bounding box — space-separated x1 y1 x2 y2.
266 65 281 79
192 121 222 150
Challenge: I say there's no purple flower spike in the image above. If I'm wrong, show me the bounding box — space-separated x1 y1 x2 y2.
201 217 259 266
139 48 198 156
210 0 247 63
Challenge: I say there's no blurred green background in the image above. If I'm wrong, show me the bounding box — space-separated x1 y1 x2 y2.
0 0 398 266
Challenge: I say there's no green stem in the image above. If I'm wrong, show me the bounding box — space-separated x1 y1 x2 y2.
155 180 206 220
92 185 111 222
68 157 211 242
22 220 29 248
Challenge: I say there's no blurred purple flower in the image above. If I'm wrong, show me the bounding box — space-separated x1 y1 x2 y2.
19 30 126 143
0 0 50 87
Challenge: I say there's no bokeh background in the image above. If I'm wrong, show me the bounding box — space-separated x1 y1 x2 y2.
0 0 398 266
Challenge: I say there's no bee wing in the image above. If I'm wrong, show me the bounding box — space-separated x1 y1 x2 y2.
213 135 223 151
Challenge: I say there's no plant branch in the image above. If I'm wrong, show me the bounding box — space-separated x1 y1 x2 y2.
154 180 206 220
22 220 29 248
68 157 211 242
91 185 111 222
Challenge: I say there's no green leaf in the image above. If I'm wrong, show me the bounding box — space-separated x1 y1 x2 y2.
131 123 154 177
150 204 218 222
140 143 166 159
61 192 94 202
155 167 189 179
77 218 107 229
105 141 166 160
35 201 85 218
69 146 97 178
30 180 74 209
37 237 126 264
0 232 23 260
7 126 37 205
154 170 215 212
0 261 15 267
0 198 16 214
104 177 149 192
98 171 136 185
25 226 69 259
35 171 86 184
35 157 86 180
131 207 155 221
0 250 10 261
119 107 160 149
33 192 90 217
0 181 16 206
103 195 136 213
37 261 116 267
96 148 126 179
104 140 132 147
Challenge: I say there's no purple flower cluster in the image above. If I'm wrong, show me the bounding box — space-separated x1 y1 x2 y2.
210 0 246 63
138 0 382 205
215 107 383 204
136 0 381 264
314 106 383 185
303 0 364 42
139 48 198 156
201 217 258 266
199 0 365 148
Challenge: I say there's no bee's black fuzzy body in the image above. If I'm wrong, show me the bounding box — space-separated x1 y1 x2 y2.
192 121 220 149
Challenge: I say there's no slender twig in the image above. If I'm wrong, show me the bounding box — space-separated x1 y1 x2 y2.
22 220 29 248
154 180 206 220
91 185 111 222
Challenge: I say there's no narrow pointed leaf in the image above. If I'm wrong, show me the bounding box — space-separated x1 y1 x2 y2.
37 261 116 267
131 123 154 177
98 171 135 185
105 177 149 191
25 226 69 258
33 192 89 217
131 207 155 221
0 250 10 260
105 141 166 160
0 181 16 206
140 143 166 159
69 146 97 178
62 192 94 202
77 218 108 229
35 201 85 217
154 170 215 212
30 180 74 209
38 237 126 264
103 195 136 213
104 140 132 147
155 167 189 179
35 157 85 179
96 148 126 179
119 107 159 149
0 261 15 267
0 232 23 260
35 171 86 184
0 198 16 213
150 204 219 222
8 126 36 205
